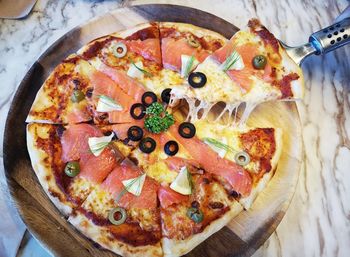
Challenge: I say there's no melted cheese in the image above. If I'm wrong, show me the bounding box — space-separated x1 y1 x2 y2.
112 141 132 157
194 120 245 164
69 178 95 202
143 69 184 96
233 30 261 46
131 148 178 184
82 187 114 218
144 161 178 184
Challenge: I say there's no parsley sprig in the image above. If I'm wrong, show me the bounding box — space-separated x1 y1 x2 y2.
144 102 175 134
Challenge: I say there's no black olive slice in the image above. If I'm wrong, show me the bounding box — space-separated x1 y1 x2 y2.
139 137 156 154
130 103 146 120
164 140 179 156
127 126 144 141
161 88 172 104
141 91 158 107
188 72 207 88
178 122 196 138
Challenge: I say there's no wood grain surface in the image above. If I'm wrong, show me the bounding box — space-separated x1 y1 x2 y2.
3 4 302 257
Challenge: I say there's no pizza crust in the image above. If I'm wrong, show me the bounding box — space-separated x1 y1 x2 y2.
26 124 74 216
239 128 283 209
68 213 163 257
278 47 305 99
161 201 243 257
112 22 157 38
77 22 157 56
159 22 228 43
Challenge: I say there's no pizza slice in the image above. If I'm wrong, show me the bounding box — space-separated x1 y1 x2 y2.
128 104 282 209
193 120 283 209
124 114 281 255
159 22 227 73
159 173 243 257
68 159 163 257
26 55 95 124
170 19 304 123
26 123 125 215
126 126 244 256
77 23 169 97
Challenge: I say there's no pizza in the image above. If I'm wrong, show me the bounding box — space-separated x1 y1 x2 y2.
25 20 303 257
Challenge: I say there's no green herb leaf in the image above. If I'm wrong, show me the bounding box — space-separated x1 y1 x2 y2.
187 168 194 194
220 49 244 72
130 60 153 77
144 102 175 134
202 137 237 154
97 95 123 111
145 102 164 116
181 55 198 78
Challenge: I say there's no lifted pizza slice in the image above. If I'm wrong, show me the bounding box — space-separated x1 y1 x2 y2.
170 19 304 124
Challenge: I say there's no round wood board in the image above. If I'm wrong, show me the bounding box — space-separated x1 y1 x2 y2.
3 4 302 257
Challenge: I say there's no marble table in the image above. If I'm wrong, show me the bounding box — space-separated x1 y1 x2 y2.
0 0 349 256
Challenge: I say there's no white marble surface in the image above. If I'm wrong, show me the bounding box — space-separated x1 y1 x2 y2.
0 0 350 257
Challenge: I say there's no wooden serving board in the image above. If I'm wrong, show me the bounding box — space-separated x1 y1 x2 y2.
3 4 302 257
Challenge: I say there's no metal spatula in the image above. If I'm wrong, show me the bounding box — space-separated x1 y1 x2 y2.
282 17 350 65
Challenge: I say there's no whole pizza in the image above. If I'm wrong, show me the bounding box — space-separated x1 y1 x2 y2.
26 20 304 257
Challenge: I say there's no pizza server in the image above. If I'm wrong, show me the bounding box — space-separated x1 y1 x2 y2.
282 6 350 65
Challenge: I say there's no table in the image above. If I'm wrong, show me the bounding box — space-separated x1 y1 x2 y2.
1 0 349 256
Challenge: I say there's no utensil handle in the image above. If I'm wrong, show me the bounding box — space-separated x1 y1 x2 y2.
309 17 350 54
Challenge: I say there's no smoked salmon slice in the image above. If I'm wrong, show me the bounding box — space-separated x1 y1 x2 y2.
79 148 119 183
107 121 144 140
61 124 103 163
213 40 273 92
126 38 162 64
168 124 252 197
101 160 159 209
158 185 188 209
97 63 146 102
66 105 92 124
161 37 210 72
89 70 136 123
164 157 201 173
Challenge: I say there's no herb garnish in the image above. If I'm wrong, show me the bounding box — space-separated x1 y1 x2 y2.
97 95 123 111
115 174 145 203
220 49 244 72
130 60 153 77
144 102 175 134
202 137 237 153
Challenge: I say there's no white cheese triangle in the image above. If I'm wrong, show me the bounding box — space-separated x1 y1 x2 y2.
170 166 192 195
122 173 146 196
88 133 114 157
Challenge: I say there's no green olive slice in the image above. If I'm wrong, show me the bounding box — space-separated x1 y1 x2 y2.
71 90 85 103
234 151 250 166
64 161 80 177
252 55 267 69
186 207 204 223
187 35 200 48
112 42 127 58
108 207 127 225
